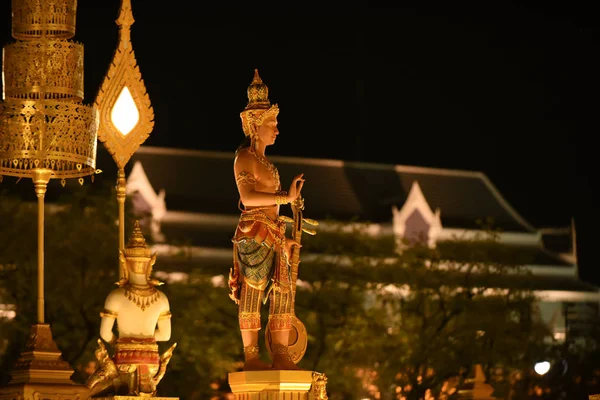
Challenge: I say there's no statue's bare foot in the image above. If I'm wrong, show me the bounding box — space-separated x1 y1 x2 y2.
244 357 272 371
271 354 301 371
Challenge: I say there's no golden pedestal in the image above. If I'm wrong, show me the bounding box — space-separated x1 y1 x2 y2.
0 324 90 400
228 370 328 400
92 397 178 400
0 383 89 400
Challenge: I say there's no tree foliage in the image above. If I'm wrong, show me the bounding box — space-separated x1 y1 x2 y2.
0 188 567 399
297 220 551 400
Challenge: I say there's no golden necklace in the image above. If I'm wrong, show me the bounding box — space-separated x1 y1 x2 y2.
124 283 160 311
250 145 281 190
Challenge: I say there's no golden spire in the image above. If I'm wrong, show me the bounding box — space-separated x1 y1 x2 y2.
245 69 271 111
116 0 135 34
123 220 152 258
127 220 146 247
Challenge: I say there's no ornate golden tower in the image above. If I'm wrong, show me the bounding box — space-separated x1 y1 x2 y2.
0 0 97 398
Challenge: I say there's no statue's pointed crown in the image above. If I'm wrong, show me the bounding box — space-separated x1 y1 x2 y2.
244 69 271 111
240 69 279 137
123 220 152 258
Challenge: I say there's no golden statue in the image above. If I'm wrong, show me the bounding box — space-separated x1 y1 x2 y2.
228 69 306 371
87 221 177 397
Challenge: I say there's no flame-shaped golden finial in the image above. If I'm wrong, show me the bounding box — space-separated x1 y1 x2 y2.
95 0 154 170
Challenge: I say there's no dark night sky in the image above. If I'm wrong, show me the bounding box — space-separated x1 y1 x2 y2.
1 2 598 284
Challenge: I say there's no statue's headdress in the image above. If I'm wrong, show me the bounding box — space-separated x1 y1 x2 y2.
117 221 160 287
123 220 152 259
240 69 279 137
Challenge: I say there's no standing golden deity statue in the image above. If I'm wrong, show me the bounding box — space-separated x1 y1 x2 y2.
228 69 306 371
87 221 177 397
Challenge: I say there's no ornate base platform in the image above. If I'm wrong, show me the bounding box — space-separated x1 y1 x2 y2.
0 324 90 400
228 370 328 400
92 397 179 400
0 383 89 400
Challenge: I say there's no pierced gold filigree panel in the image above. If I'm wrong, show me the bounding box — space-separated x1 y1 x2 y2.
95 0 154 169
3 39 84 101
11 0 78 40
0 0 97 181
0 99 97 178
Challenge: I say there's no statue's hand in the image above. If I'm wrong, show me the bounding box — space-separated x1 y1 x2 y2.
287 173 305 203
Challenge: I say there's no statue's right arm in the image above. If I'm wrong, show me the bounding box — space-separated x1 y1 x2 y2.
234 151 281 207
99 291 119 345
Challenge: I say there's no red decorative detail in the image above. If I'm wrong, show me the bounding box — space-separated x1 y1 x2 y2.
114 349 159 365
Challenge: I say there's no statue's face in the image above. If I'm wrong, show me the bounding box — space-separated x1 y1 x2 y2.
255 116 279 146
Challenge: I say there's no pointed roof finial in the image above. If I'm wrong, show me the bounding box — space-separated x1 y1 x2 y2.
116 0 135 29
252 69 263 84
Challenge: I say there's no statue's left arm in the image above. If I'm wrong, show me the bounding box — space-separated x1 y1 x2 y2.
155 294 171 341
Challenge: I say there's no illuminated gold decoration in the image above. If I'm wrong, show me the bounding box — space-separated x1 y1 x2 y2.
3 40 84 100
95 0 154 170
245 69 271 109
0 0 97 395
95 0 154 251
240 69 279 137
11 0 77 40
123 284 160 311
0 100 97 178
0 0 97 181
311 372 329 400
